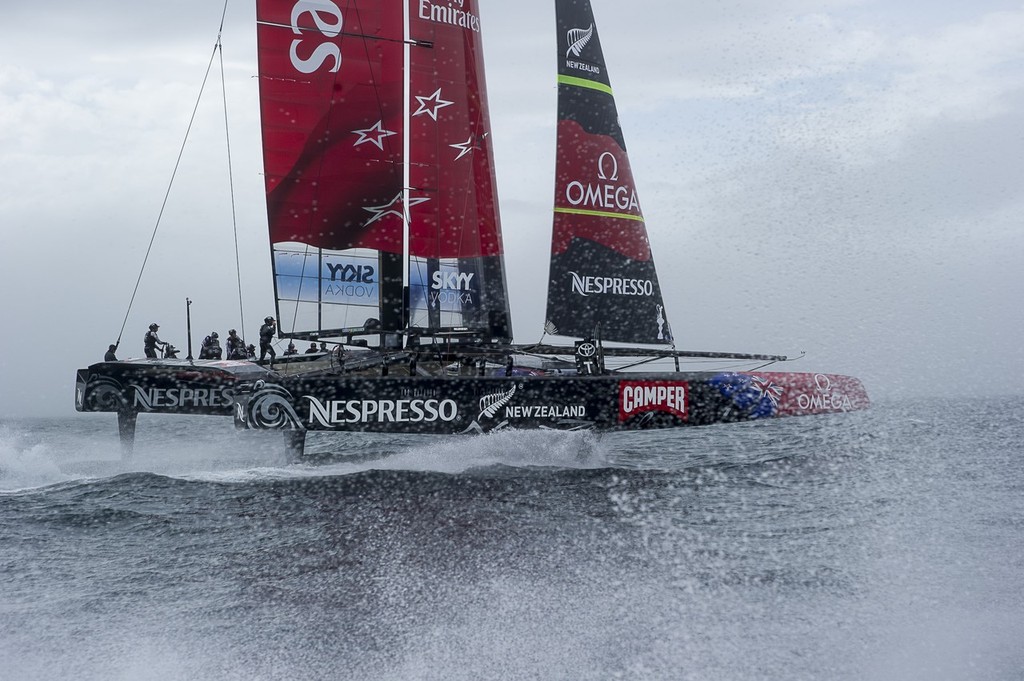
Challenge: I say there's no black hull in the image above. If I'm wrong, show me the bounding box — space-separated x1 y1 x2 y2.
75 359 277 417
76 361 870 435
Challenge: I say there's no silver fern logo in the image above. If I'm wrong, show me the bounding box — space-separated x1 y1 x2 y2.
566 24 594 57
478 384 517 420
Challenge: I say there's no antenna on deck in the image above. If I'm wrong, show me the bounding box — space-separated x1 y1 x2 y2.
186 298 194 361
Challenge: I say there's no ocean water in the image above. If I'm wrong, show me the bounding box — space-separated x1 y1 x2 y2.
1 399 1022 681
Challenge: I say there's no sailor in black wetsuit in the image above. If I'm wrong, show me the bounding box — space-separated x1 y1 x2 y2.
144 323 168 358
200 332 222 359
225 329 245 360
104 343 118 362
258 316 277 366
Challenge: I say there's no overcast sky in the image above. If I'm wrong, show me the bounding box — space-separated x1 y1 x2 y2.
1 0 1022 417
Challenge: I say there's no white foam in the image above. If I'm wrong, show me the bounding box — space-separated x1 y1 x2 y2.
362 428 610 474
0 426 74 492
171 429 611 484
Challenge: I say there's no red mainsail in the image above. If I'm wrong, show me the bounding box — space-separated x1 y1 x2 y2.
256 0 510 339
404 0 511 337
258 0 405 253
406 1 503 260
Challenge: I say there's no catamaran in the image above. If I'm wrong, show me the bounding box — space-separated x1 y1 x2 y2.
75 0 869 458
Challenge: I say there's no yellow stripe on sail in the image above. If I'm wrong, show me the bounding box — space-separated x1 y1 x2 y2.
554 207 645 222
557 75 614 97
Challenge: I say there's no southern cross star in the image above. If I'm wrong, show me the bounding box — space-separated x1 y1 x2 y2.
412 88 454 121
351 120 397 151
363 191 431 226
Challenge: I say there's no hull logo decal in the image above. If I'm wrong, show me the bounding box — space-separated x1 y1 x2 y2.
478 384 517 420
248 381 305 430
566 24 594 58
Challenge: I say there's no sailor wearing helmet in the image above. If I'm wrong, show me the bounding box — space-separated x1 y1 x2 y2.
143 323 168 359
200 331 222 359
258 316 277 366
225 329 245 360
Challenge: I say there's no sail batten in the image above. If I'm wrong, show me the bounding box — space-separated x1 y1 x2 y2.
545 0 672 345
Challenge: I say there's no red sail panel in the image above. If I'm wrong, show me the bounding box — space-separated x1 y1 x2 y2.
551 119 650 260
406 0 502 259
403 0 512 339
257 0 405 253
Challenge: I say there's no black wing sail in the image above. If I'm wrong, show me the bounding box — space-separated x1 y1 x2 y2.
545 0 672 345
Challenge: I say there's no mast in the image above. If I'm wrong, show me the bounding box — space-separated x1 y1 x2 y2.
401 0 413 327
545 0 672 345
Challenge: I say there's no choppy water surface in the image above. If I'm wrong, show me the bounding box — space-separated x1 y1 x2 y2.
1 399 1022 680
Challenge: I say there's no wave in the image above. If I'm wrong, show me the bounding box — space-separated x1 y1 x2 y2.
0 423 80 492
1 408 876 498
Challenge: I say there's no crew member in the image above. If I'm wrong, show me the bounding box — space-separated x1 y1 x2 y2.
259 316 276 366
284 342 297 356
225 329 245 360
304 342 319 354
104 343 118 362
144 323 168 359
200 332 222 359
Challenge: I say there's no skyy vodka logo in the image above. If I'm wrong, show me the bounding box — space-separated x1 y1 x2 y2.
429 270 475 306
321 258 377 300
327 263 374 284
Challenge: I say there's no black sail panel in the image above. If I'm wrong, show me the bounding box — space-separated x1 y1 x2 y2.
546 0 672 345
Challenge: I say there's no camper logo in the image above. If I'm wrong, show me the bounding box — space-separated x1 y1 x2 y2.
618 380 688 422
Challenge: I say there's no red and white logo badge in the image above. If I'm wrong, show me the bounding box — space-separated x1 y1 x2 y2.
618 381 688 422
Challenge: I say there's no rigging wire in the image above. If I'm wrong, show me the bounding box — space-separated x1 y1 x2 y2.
215 0 247 343
116 2 231 347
